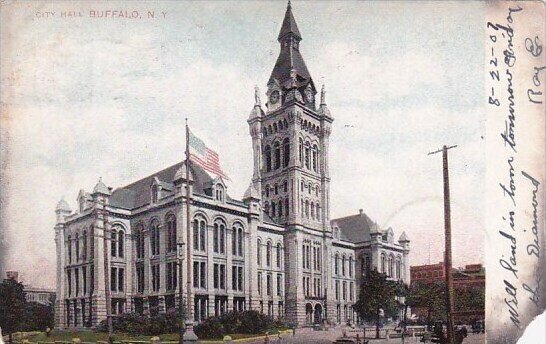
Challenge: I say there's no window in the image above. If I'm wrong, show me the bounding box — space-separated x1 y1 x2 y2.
334 254 339 275
166 215 177 253
82 231 87 260
214 220 226 254
67 235 72 263
152 264 160 292
277 274 282 296
257 239 262 265
396 259 401 279
136 263 145 293
215 184 224 202
276 243 282 268
266 242 272 267
193 220 199 250
343 281 347 300
118 268 124 292
283 180 288 192
283 138 290 167
342 255 346 276
265 185 270 198
310 202 315 219
304 142 310 169
388 255 394 277
67 270 72 296
231 266 243 291
349 256 353 277
82 266 87 295
271 202 276 217
213 263 226 289
232 224 244 257
381 254 386 274
110 230 117 257
151 185 159 203
350 282 354 301
298 138 303 165
265 145 272 172
150 220 160 256
166 262 177 291
312 145 318 172
285 198 289 216
266 274 272 296
75 233 80 261
118 230 124 258
135 225 145 259
257 272 262 295
110 267 116 292
274 142 281 169
75 269 79 296
237 225 243 256
278 200 283 217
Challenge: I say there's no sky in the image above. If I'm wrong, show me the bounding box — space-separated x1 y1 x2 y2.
1 0 485 288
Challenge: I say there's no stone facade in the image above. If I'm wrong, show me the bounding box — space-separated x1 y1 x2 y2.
54 2 410 330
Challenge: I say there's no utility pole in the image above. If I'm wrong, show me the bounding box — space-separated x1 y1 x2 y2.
428 145 457 344
100 199 114 343
177 240 186 344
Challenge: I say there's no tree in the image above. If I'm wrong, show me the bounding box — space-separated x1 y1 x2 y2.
354 270 399 339
0 278 27 344
406 281 446 329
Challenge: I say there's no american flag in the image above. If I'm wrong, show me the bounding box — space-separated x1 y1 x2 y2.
187 129 230 180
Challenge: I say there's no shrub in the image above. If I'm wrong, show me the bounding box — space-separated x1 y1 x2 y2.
98 310 181 335
194 310 279 339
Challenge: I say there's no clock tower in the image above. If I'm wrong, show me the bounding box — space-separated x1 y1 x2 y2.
247 0 334 324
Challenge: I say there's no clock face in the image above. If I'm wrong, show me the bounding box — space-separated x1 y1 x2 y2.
270 90 280 104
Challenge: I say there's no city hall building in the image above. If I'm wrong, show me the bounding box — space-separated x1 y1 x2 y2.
54 2 410 329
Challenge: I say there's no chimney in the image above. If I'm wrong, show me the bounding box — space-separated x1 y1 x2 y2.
359 209 363 216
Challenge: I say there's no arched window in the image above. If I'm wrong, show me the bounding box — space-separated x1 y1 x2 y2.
305 200 310 218
135 224 145 259
110 230 117 257
118 230 124 258
82 230 87 260
150 220 160 256
310 202 315 220
151 184 158 203
215 184 224 202
214 220 226 254
274 142 281 169
266 242 272 267
67 235 72 263
334 254 339 275
264 145 272 172
396 258 401 279
231 223 243 256
381 253 386 274
349 256 353 277
299 138 304 165
193 219 199 251
304 142 310 169
273 123 278 132
342 255 346 276
166 215 177 253
271 202 276 218
199 219 206 251
312 145 318 172
300 181 304 192
278 121 283 130
283 180 288 192
257 239 262 266
283 138 290 167
388 255 394 277
285 198 289 216
316 204 321 221
276 243 282 268
274 184 279 195
278 200 283 217
75 233 80 261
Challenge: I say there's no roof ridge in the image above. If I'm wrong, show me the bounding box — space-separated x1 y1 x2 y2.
118 160 184 190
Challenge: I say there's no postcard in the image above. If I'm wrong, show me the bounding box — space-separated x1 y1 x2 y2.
0 1 544 344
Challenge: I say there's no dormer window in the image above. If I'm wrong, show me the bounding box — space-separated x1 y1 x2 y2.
151 184 159 204
215 183 224 202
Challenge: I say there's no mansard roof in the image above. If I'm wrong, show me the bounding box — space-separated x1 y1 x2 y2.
109 160 229 210
331 211 379 244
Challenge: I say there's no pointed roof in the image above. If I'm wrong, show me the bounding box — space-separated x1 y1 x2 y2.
93 178 111 195
269 2 313 86
243 183 260 201
399 231 410 242
56 198 71 212
278 1 301 41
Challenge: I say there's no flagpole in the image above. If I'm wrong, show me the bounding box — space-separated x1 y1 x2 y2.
184 118 198 342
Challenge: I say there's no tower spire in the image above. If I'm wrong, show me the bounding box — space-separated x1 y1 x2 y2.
278 0 301 41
